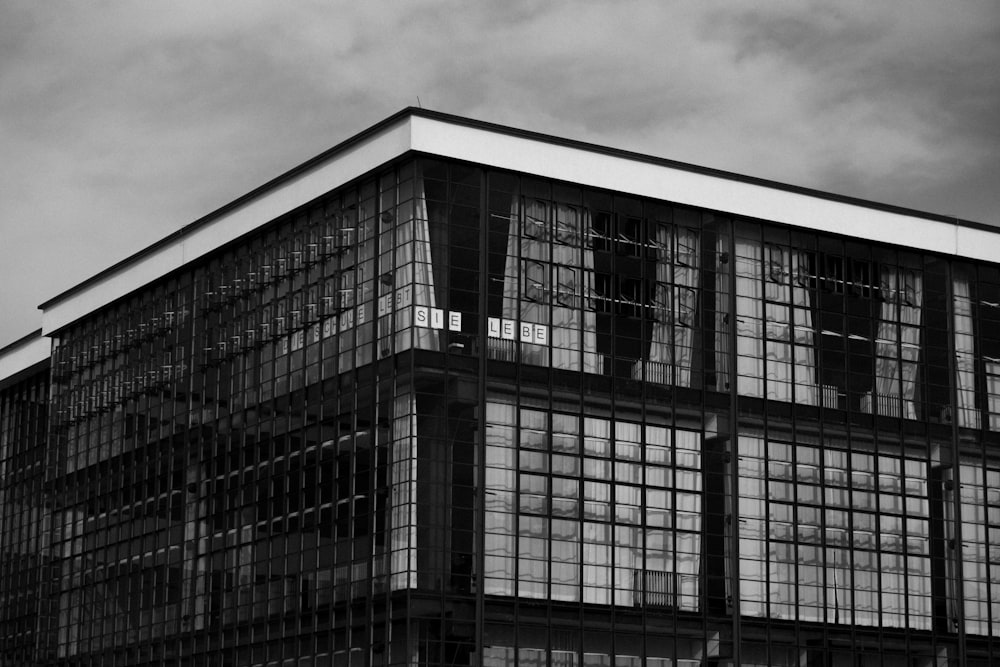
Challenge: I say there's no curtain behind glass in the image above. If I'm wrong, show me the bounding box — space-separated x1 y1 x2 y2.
764 246 817 404
732 239 764 397
715 237 732 392
502 198 549 366
389 392 418 590
873 268 923 419
898 271 922 417
791 251 818 404
390 183 438 353
502 197 598 371
415 184 439 351
987 362 1000 430
551 203 599 372
635 225 699 386
954 275 978 428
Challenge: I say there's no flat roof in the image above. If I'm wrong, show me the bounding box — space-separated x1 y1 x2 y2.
39 107 999 337
0 330 49 390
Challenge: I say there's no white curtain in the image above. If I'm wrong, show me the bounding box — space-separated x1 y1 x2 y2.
502 198 549 366
502 198 598 370
715 237 732 392
389 392 418 590
393 185 438 352
954 275 978 427
760 245 818 404
825 547 852 625
791 251 818 404
987 362 1000 430
733 239 765 397
635 225 699 386
872 268 923 418
899 271 923 417
551 203 599 372
674 501 702 611
718 240 822 405
736 438 767 617
613 525 639 607
582 523 611 604
763 245 792 402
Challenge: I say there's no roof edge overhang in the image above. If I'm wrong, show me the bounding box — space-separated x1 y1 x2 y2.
0 330 50 390
407 113 996 259
38 107 999 337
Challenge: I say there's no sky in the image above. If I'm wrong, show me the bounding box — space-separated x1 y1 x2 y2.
1 0 998 348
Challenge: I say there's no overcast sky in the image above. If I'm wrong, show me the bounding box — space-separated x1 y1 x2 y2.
2 1 998 348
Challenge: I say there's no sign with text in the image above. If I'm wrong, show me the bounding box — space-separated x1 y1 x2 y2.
487 317 548 345
414 306 462 331
377 285 413 317
276 304 372 356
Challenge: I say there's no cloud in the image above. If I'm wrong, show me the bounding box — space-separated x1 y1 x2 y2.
700 1 1000 207
0 0 997 346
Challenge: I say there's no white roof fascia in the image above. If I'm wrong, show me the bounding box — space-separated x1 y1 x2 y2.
40 111 999 337
0 334 50 385
41 116 414 336
409 115 995 262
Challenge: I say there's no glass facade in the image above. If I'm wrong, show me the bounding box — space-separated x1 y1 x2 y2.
483 400 702 610
0 366 50 664
2 138 1000 665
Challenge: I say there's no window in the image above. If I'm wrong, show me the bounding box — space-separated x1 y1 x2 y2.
555 204 581 245
524 199 549 239
766 245 785 283
483 401 702 610
589 211 613 252
737 436 930 629
618 278 646 319
823 254 844 293
524 260 547 303
323 210 354 256
556 267 577 307
339 271 356 311
616 215 642 256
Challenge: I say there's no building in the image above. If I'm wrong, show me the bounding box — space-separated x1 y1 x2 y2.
1 108 1000 666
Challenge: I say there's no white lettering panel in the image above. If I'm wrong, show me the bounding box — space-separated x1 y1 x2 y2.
487 317 547 344
378 294 392 317
501 320 516 340
396 285 413 308
339 310 354 332
412 307 464 330
533 324 548 345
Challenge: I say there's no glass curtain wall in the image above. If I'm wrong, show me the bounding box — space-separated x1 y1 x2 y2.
632 222 700 387
483 399 702 610
499 197 599 371
487 175 705 386
714 224 935 420
950 265 1000 431
21 153 1000 666
956 460 1000 636
736 433 932 629
44 163 425 662
716 228 821 404
0 370 50 663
